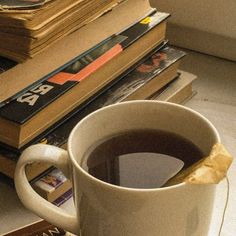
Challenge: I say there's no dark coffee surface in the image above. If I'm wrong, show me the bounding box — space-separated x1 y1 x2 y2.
81 129 204 188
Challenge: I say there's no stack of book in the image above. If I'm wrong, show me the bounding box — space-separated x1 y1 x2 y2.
0 0 197 233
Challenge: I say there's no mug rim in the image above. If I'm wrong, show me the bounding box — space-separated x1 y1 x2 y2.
68 100 220 192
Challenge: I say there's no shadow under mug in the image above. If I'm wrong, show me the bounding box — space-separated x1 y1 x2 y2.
15 101 220 236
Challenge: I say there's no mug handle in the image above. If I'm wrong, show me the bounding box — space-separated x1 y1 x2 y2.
14 144 80 234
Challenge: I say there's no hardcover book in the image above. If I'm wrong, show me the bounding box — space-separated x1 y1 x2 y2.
0 11 170 148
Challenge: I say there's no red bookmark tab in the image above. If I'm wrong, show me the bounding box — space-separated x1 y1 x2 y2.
47 72 75 85
47 44 123 85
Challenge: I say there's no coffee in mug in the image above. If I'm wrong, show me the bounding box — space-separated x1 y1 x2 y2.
81 129 204 188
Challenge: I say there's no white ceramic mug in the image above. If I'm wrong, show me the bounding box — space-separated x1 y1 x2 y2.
15 101 220 236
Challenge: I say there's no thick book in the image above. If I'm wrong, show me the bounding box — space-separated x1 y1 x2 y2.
0 0 126 62
0 11 169 148
0 0 153 106
0 0 121 30
0 45 186 181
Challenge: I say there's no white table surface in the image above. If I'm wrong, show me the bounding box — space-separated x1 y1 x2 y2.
0 49 235 235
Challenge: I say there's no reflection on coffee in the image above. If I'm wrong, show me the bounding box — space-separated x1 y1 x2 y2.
81 129 204 188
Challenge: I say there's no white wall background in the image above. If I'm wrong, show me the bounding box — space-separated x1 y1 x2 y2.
150 0 236 61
